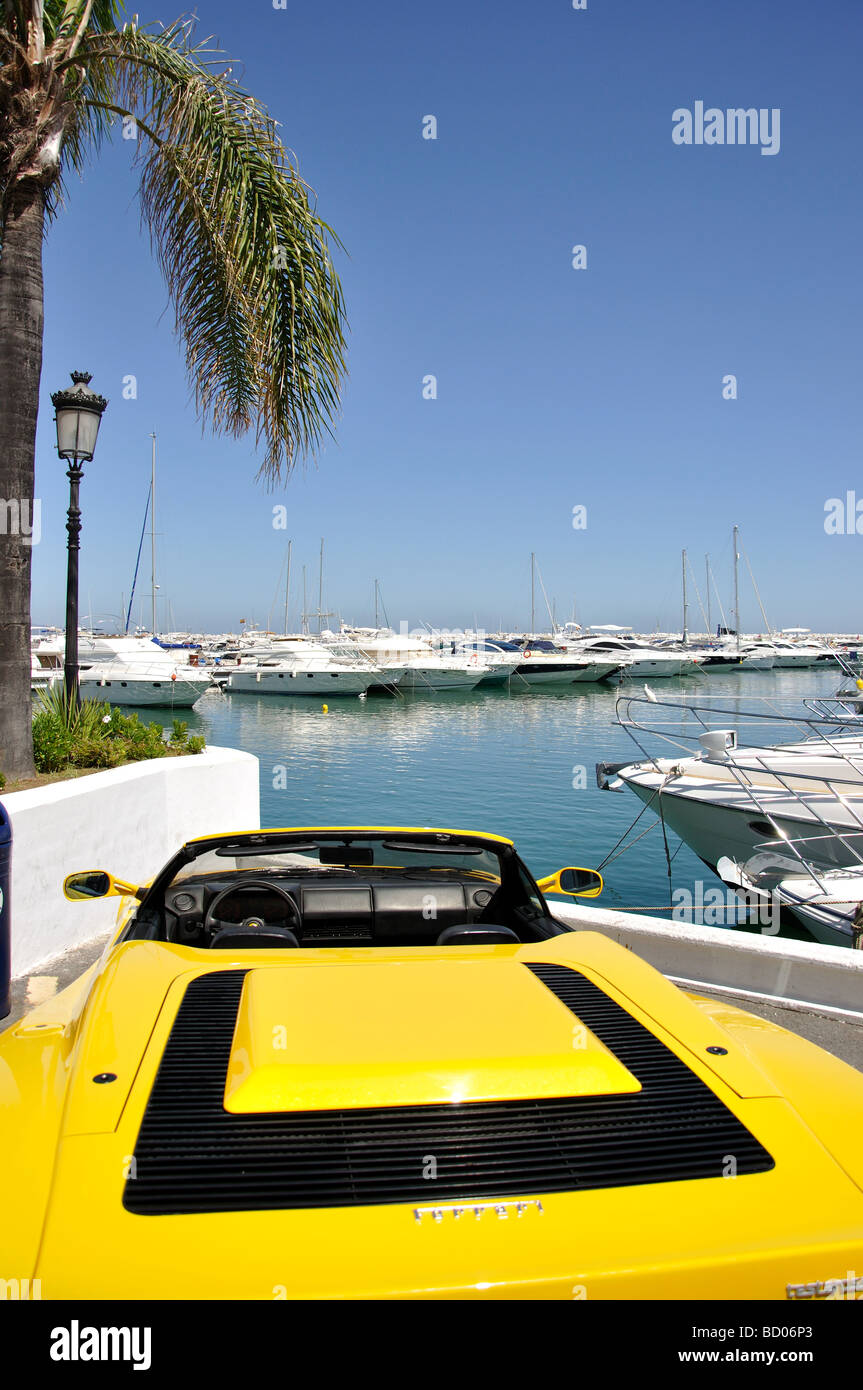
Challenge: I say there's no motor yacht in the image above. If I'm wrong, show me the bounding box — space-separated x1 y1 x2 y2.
345 632 489 691
716 852 863 949
745 639 815 669
226 639 394 697
600 696 863 882
695 642 774 671
567 635 697 679
32 634 214 708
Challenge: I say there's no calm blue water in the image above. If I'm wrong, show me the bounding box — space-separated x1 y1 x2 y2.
143 665 853 942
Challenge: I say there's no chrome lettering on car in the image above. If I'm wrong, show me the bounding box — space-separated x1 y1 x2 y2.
786 1272 863 1300
414 1199 544 1224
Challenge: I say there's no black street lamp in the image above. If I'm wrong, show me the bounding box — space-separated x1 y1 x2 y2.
51 372 108 706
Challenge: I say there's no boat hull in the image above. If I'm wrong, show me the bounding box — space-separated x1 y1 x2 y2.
621 771 863 874
78 675 212 708
228 669 376 695
618 659 692 679
399 667 484 690
513 661 606 685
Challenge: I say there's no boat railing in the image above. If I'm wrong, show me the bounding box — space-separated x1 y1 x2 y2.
614 692 863 889
615 692 863 758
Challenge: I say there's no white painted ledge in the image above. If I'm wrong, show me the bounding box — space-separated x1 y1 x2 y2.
551 900 863 1023
1 746 260 975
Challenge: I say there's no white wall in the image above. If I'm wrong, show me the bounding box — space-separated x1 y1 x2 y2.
551 900 863 1022
2 747 260 975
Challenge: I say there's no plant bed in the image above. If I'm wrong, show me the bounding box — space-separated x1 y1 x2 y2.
0 690 206 792
4 748 204 795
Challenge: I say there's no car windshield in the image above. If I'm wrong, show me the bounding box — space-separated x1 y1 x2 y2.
170 833 506 887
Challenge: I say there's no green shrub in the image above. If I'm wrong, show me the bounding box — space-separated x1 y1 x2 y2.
31 712 75 772
28 688 206 777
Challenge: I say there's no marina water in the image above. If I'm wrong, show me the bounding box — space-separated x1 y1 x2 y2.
142 665 852 943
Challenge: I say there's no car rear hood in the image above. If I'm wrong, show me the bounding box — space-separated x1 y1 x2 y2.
33 937 863 1297
223 958 642 1111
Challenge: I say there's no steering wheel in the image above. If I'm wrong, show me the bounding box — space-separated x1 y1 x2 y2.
204 878 302 936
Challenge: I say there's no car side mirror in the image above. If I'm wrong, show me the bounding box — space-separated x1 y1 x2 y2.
63 870 141 901
536 867 604 898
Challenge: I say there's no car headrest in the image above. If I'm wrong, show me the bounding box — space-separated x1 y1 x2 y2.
210 924 299 949
436 925 520 946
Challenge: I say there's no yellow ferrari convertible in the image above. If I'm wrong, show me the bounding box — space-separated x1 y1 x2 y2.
3 825 863 1300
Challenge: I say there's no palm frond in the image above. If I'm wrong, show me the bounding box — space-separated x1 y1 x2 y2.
75 16 347 479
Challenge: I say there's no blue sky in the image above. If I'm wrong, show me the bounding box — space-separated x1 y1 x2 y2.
31 0 863 634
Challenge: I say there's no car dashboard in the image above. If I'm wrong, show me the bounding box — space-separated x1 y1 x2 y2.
162 869 517 948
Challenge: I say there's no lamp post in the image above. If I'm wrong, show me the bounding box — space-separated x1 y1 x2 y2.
51 372 108 707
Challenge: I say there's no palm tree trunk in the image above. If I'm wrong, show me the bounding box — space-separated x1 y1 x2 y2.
0 183 45 781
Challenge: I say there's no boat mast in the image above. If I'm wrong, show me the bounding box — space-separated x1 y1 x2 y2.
705 554 711 636
682 549 688 645
302 566 308 634
318 538 324 634
149 433 157 635
733 523 740 651
374 578 379 629
530 552 535 634
283 540 292 636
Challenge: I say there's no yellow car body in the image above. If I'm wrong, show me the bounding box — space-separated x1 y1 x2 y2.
2 825 863 1300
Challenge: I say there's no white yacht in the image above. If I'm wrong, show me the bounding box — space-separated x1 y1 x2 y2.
716 853 863 949
449 642 522 686
399 658 488 691
696 641 774 671
345 632 490 691
32 634 214 708
226 639 393 697
448 637 612 686
31 633 64 690
79 662 214 708
510 639 625 685
567 634 697 679
745 638 814 669
604 725 863 877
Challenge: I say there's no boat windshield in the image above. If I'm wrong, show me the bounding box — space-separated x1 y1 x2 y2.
461 640 520 653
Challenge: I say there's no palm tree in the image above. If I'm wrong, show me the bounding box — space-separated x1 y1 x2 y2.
0 3 346 778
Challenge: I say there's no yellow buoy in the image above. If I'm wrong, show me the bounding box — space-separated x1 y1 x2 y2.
322 704 329 713
857 680 863 692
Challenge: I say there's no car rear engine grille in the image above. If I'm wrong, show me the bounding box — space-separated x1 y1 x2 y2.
123 965 773 1215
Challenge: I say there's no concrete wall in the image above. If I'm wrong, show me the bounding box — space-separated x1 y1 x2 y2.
1 746 260 975
551 900 863 1023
